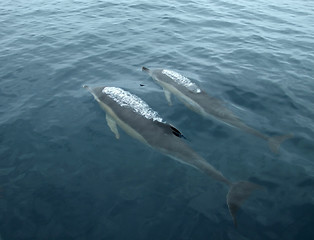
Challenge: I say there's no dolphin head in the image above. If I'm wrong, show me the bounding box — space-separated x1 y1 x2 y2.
142 66 149 72
142 66 155 78
83 85 107 101
142 67 164 84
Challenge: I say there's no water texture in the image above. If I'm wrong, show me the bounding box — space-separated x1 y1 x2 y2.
0 0 314 239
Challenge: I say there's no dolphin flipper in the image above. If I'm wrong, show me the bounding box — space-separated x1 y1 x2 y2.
163 89 172 106
106 114 120 139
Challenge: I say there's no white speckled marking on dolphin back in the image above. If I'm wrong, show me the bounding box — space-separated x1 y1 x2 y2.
102 87 163 122
162 69 201 93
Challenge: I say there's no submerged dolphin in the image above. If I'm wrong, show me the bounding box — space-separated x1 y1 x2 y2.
142 67 292 154
83 85 260 226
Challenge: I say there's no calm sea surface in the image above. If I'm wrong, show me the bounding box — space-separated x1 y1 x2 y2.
1 0 314 239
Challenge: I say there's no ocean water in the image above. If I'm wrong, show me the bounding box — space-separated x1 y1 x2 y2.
1 0 314 239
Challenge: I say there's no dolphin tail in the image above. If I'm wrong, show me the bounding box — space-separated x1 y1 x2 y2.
142 66 150 72
227 181 261 227
268 134 293 154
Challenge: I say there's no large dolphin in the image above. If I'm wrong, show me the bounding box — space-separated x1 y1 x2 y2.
83 85 260 226
142 67 292 154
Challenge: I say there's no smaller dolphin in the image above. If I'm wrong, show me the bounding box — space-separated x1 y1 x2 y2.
83 85 260 226
142 67 292 154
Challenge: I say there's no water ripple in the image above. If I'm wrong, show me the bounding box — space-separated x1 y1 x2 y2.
0 0 313 239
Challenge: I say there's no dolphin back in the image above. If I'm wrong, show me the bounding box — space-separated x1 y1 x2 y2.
142 66 201 93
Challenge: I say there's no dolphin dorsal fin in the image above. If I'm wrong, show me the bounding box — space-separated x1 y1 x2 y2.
170 126 186 139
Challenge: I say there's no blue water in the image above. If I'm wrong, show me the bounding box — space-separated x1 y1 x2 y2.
1 0 314 239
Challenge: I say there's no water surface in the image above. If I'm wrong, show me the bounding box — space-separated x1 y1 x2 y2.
0 0 314 239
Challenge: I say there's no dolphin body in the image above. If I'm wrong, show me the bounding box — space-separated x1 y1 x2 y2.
83 85 260 226
142 67 292 154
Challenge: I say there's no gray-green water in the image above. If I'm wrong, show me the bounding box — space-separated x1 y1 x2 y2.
1 0 313 239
